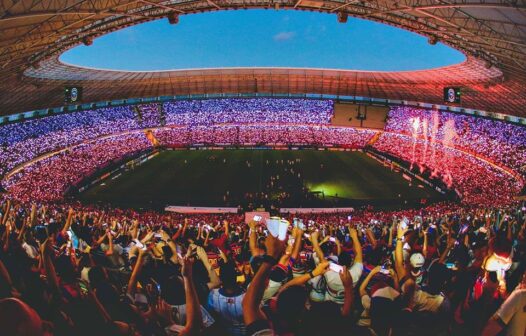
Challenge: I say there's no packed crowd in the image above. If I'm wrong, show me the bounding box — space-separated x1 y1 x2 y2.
5 134 152 202
163 99 334 126
138 104 164 129
0 199 525 335
1 99 525 209
385 107 526 176
3 122 523 205
372 132 522 206
153 125 377 147
0 106 139 175
0 99 333 176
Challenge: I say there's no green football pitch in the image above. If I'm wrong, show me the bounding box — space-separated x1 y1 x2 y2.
78 149 446 210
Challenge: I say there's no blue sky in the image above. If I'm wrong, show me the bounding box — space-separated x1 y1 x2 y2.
60 10 465 71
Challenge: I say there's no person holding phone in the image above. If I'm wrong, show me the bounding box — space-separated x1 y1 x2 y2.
310 226 363 305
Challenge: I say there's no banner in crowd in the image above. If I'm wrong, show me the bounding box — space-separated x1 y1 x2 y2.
165 206 239 214
244 211 270 223
280 207 354 214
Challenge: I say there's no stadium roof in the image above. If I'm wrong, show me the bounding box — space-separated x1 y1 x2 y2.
1 1 525 117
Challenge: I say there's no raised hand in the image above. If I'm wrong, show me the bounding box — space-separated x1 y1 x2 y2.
339 266 354 289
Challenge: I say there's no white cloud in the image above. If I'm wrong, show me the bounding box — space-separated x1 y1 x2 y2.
273 31 296 42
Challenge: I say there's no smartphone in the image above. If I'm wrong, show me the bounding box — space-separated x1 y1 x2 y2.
151 279 161 297
445 262 455 269
347 215 352 221
253 215 262 222
329 262 343 273
329 237 336 242
304 233 311 238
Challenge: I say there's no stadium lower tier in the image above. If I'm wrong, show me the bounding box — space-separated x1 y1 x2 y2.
370 132 522 206
3 125 523 206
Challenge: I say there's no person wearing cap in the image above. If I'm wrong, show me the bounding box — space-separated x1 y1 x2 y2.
409 252 426 285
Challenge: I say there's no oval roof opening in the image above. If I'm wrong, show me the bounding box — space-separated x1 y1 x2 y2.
60 10 465 72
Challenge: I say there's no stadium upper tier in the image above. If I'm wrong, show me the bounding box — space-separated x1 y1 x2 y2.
0 98 333 175
0 98 525 205
1 2 525 116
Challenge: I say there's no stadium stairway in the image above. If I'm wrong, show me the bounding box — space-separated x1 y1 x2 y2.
144 130 159 147
366 131 383 146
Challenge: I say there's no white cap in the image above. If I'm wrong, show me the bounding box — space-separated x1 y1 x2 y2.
409 253 425 268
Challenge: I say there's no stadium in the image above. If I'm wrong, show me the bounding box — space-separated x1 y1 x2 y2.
0 2 525 336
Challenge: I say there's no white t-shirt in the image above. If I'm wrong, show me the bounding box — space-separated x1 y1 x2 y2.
308 274 327 302
412 289 445 313
495 288 526 336
262 279 283 302
324 262 363 304
207 289 246 336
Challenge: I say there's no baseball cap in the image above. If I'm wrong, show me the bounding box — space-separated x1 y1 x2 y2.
409 253 425 268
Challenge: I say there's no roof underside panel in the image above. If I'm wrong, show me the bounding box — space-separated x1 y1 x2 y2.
0 0 525 116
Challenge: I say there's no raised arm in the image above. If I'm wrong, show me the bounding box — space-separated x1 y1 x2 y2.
360 266 381 297
248 220 260 257
395 222 407 279
223 219 230 237
126 248 146 297
243 235 285 326
40 239 60 296
180 257 203 336
1 200 10 226
281 261 329 290
196 246 221 290
388 219 396 248
290 226 303 260
61 207 74 234
310 230 326 263
349 226 363 264
422 229 429 259
339 266 354 317
365 228 377 250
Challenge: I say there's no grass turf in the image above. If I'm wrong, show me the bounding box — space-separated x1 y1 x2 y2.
78 149 445 209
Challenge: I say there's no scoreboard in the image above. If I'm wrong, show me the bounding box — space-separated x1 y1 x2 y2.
64 86 82 104
443 87 461 104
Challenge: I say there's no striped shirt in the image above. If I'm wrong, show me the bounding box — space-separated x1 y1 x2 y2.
207 288 246 336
